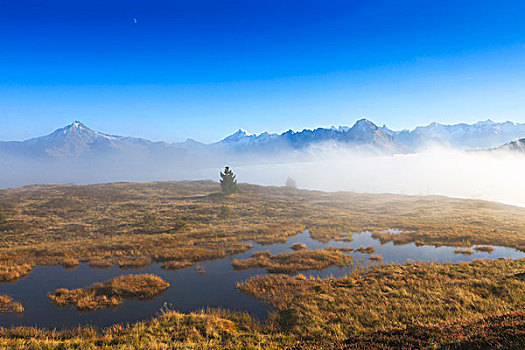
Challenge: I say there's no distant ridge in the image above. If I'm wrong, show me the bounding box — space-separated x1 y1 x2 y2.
213 118 525 152
382 119 525 150
489 138 525 153
0 121 174 159
2 118 525 159
214 118 402 153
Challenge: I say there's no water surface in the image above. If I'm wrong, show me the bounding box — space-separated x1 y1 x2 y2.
1 230 523 329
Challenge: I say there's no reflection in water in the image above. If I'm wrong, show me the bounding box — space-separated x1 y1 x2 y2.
0 230 523 329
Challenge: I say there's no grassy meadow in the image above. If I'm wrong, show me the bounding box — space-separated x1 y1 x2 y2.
0 180 524 348
0 180 524 272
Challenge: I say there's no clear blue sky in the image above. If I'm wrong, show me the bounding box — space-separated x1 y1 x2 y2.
1 0 525 143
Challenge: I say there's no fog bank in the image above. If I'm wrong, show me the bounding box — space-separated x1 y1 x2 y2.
2 146 525 207
234 147 525 207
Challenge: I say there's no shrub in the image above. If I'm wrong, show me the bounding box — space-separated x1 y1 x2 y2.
142 214 156 225
0 210 6 227
173 218 188 231
218 205 232 219
285 177 297 188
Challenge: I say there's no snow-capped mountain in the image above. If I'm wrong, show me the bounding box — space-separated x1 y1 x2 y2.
2 119 525 161
0 121 172 159
490 138 525 153
381 119 525 150
215 119 402 153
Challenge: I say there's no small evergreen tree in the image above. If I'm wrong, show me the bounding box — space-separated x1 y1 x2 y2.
220 166 238 195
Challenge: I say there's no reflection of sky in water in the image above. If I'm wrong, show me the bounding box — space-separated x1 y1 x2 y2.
0 230 523 329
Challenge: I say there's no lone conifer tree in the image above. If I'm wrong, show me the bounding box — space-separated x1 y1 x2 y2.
220 166 238 195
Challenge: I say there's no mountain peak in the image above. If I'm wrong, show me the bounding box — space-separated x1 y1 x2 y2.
59 121 93 135
352 118 378 130
67 121 87 129
219 128 255 144
235 128 250 135
474 119 496 126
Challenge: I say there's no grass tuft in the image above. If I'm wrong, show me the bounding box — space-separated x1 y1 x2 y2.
232 248 351 273
0 295 23 314
49 274 169 311
0 264 33 283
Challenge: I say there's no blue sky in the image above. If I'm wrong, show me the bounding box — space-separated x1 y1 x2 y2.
1 0 525 142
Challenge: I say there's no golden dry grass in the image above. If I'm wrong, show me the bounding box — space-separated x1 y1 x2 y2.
0 181 524 270
238 258 525 339
49 274 169 311
0 261 524 348
455 248 473 255
475 246 495 253
0 295 23 314
161 260 194 270
369 254 383 261
356 245 376 254
232 248 352 273
0 264 33 283
88 259 112 268
291 243 307 251
1 181 525 348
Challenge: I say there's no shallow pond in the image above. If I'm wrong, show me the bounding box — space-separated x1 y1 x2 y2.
0 230 523 329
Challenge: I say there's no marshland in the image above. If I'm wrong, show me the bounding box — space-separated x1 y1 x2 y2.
0 181 524 349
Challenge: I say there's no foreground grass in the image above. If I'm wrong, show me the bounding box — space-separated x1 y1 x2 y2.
0 310 523 349
0 309 296 350
0 295 23 314
344 311 525 349
238 258 525 339
0 181 524 269
0 310 522 349
49 274 169 311
1 259 524 348
232 248 352 273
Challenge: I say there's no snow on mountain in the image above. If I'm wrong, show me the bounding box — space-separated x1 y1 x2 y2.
0 121 170 159
382 119 525 150
215 118 402 153
490 138 525 153
2 119 525 161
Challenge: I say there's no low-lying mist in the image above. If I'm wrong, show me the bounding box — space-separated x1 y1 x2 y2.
2 145 525 207
234 146 525 207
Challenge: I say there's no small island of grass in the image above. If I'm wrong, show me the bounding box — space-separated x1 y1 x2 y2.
0 264 33 283
0 295 24 314
454 248 473 255
232 248 351 273
291 243 307 251
49 274 169 311
475 246 495 253
356 246 376 254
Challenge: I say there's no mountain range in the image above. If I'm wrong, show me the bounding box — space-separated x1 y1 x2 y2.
491 138 525 153
2 119 525 160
